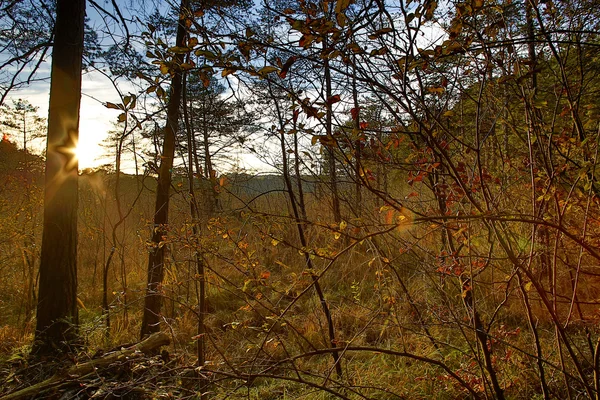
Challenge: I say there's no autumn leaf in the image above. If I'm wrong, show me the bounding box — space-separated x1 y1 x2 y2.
222 67 237 77
77 297 88 311
279 56 297 78
350 107 360 120
368 27 394 39
327 94 341 105
335 0 353 14
346 43 363 53
194 49 217 60
105 102 121 110
159 63 170 75
260 271 271 280
168 46 191 54
258 66 278 76
425 0 438 20
427 86 445 94
299 34 314 48
199 72 210 88
302 103 320 119
385 209 394 225
336 11 347 27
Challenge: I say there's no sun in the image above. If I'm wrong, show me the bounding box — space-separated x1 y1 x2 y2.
74 137 103 169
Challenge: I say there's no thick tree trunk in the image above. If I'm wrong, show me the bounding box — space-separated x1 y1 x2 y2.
31 0 85 357
140 0 189 338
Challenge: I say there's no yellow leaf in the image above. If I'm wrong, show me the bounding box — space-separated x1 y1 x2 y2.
334 232 341 240
271 238 279 246
336 11 347 27
258 66 278 75
77 297 88 311
222 67 237 77
524 281 533 291
340 220 347 230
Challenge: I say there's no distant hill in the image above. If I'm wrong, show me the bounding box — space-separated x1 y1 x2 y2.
0 136 44 181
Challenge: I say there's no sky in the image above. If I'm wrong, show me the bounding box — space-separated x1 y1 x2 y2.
2 0 272 174
1 1 446 174
6 71 122 169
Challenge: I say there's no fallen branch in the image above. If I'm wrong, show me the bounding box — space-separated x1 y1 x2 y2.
1 332 170 400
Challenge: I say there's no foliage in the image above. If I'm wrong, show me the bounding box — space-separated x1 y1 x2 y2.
2 0 600 397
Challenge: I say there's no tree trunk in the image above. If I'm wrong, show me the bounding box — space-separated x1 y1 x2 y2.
323 39 341 224
140 0 189 338
31 0 85 357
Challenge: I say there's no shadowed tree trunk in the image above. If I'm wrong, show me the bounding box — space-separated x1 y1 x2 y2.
140 0 189 338
31 0 85 356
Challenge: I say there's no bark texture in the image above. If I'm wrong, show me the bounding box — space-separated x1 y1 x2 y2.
140 0 189 338
31 0 85 357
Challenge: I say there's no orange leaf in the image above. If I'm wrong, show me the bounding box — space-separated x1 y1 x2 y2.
260 271 271 280
385 209 394 225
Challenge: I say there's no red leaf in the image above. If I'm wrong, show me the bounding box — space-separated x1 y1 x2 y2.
302 104 320 119
299 34 313 48
350 107 360 120
279 56 297 79
327 94 341 105
359 121 368 129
